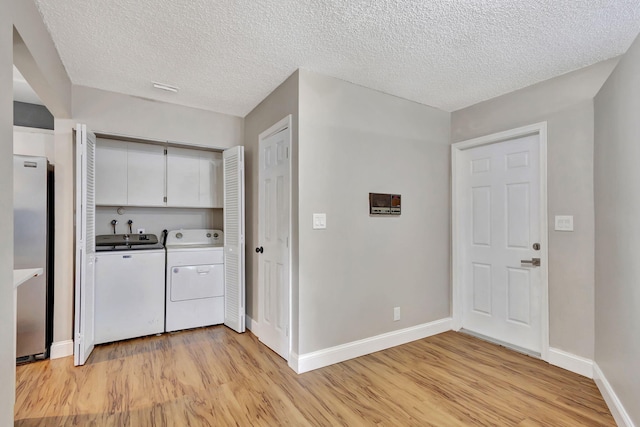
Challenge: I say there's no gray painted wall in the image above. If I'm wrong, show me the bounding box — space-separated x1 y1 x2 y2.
1 1 15 423
594 34 640 425
73 85 243 149
451 60 618 359
243 71 300 350
51 119 74 346
297 70 451 354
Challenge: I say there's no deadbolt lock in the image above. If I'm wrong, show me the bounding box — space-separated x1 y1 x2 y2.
533 243 540 251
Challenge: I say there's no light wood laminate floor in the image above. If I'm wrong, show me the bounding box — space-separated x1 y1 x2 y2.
15 327 614 426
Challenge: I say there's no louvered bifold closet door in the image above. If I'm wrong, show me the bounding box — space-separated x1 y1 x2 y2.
74 124 97 366
223 146 246 333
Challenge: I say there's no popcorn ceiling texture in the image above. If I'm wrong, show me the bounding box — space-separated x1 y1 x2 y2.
35 0 640 117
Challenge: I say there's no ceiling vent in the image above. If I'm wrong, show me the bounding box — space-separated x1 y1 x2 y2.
152 82 179 93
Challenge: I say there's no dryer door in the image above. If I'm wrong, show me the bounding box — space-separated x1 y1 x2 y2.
170 264 224 301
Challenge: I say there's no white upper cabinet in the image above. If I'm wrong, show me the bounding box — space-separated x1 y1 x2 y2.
96 139 222 208
95 139 127 205
127 143 166 206
199 151 223 208
166 147 199 207
167 147 222 208
95 140 165 207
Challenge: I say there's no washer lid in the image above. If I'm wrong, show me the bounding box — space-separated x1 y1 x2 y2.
165 229 224 246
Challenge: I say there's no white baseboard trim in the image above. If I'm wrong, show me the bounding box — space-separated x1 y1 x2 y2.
246 315 259 337
50 340 74 359
594 363 636 427
548 347 594 378
291 318 452 374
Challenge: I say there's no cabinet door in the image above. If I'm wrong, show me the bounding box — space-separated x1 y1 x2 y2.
199 151 223 208
166 147 200 207
127 142 166 206
95 139 127 205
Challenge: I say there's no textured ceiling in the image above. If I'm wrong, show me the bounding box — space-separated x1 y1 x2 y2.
35 0 640 117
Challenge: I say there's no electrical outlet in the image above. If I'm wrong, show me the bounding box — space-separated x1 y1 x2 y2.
137 228 146 234
393 307 400 321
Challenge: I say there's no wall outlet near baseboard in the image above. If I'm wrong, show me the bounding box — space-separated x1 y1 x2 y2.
393 307 401 321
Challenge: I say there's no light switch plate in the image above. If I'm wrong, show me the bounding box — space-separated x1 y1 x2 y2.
555 215 574 231
313 213 327 230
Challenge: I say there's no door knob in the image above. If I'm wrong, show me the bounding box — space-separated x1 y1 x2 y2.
521 258 541 267
255 246 263 253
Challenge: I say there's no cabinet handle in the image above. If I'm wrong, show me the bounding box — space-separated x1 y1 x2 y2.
255 246 263 254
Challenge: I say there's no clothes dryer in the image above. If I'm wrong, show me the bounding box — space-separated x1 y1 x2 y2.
165 229 224 332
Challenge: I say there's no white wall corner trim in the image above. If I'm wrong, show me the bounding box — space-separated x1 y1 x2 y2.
593 363 636 427
246 315 259 337
50 340 74 359
291 318 452 374
548 347 593 378
288 352 299 373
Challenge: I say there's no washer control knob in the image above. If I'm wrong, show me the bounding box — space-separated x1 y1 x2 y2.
207 232 212 238
176 232 183 239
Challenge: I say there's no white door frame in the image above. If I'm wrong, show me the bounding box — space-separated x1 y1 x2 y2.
451 122 549 361
257 114 292 360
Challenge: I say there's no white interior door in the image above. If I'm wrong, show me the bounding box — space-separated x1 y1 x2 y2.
258 117 291 360
223 146 246 333
74 124 96 366
458 133 544 354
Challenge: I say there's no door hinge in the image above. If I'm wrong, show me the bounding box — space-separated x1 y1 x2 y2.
164 149 167 155
163 196 167 203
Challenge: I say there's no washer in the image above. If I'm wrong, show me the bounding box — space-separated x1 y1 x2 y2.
165 229 224 332
95 234 165 344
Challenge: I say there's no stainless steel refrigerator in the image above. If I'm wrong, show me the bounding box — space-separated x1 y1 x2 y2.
14 155 54 360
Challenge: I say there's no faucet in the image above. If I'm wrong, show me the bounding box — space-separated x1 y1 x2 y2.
111 219 118 234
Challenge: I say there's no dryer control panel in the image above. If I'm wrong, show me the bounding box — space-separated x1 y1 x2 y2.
165 229 224 247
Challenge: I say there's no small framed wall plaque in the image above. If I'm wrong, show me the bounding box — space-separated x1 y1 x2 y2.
369 193 401 215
